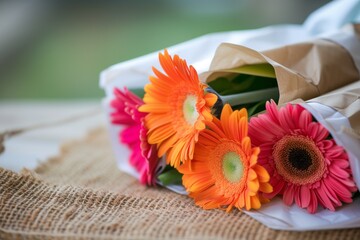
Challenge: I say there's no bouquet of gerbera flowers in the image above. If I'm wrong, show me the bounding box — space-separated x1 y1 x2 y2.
100 1 360 230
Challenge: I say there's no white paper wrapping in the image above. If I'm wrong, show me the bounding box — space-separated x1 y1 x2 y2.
100 0 360 230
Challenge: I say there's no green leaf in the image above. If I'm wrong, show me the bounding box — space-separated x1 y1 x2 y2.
207 77 233 94
208 75 256 96
130 88 145 98
225 63 276 78
208 74 277 100
247 100 266 116
158 167 183 186
207 63 277 100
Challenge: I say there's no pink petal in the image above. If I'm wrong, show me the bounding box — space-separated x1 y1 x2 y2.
329 172 357 188
298 109 312 130
120 125 141 144
110 99 125 109
317 140 334 151
295 186 303 207
278 104 295 132
300 185 311 208
283 185 295 205
307 191 318 214
258 144 273 159
249 117 279 143
109 87 160 186
329 163 350 179
322 182 341 206
265 100 281 124
129 147 143 168
264 177 284 199
314 124 329 142
325 145 345 158
332 158 350 168
111 114 133 124
315 182 335 211
326 177 353 201
307 122 319 140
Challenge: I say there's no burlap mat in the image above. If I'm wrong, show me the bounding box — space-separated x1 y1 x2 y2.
1 128 359 239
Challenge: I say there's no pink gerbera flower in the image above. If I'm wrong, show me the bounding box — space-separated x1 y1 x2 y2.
249 100 358 213
110 87 158 185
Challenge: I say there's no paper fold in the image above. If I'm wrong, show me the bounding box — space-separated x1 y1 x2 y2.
201 24 360 105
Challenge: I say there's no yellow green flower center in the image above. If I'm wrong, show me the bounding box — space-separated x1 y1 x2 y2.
209 140 248 197
183 95 199 125
222 151 244 183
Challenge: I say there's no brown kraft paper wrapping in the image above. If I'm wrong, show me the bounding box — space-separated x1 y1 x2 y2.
309 80 360 136
201 25 360 105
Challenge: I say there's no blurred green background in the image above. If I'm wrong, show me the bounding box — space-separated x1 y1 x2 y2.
0 0 330 100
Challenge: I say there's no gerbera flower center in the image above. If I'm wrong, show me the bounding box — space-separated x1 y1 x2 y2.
222 152 244 183
273 135 326 185
182 94 199 126
288 148 312 171
208 140 247 197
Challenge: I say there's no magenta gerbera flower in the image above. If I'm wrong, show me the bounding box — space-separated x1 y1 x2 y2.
249 100 358 213
111 87 158 185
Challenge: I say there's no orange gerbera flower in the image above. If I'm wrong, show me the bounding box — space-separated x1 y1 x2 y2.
139 50 217 167
178 104 273 211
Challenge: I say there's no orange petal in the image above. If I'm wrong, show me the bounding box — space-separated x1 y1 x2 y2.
159 51 178 80
204 120 226 139
253 164 270 182
248 168 257 180
259 195 271 203
212 117 223 130
157 133 178 156
152 67 173 84
245 195 251 210
237 192 245 209
188 162 210 173
201 108 213 121
221 104 232 123
200 130 221 145
250 195 261 209
241 137 251 155
204 92 218 106
239 117 248 140
177 160 191 173
139 103 171 113
259 182 273 194
188 175 213 192
147 124 174 144
167 141 185 167
229 110 240 141
247 179 260 193
194 119 206 130
250 148 260 167
146 114 172 130
238 108 248 119
220 104 233 137
226 204 234 213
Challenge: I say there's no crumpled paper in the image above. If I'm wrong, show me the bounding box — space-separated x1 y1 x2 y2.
201 24 360 105
305 81 360 188
100 0 360 231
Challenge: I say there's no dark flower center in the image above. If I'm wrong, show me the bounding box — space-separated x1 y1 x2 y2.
288 148 312 171
272 135 326 185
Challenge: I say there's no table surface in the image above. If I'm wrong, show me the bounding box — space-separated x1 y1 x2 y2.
0 100 105 172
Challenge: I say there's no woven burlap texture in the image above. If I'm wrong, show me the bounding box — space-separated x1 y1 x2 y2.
1 128 359 239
